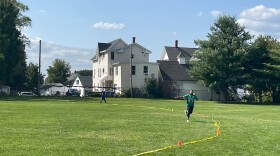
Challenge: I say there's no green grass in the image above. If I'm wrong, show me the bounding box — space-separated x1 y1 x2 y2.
0 97 279 155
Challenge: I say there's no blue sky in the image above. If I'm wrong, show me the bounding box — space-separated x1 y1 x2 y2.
21 0 280 74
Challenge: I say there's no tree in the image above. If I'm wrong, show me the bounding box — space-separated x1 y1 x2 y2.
0 0 31 89
75 69 92 76
189 15 252 101
25 62 44 94
242 35 280 103
143 75 159 98
243 36 272 102
267 42 280 103
0 54 4 84
46 59 71 85
267 45 280 103
245 36 280 103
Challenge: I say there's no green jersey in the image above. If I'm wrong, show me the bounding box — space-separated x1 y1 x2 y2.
183 94 198 107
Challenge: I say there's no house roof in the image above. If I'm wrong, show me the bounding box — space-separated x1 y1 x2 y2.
164 46 198 61
78 76 92 87
40 83 65 90
125 43 152 54
98 43 111 52
91 55 96 60
157 60 195 81
68 73 78 81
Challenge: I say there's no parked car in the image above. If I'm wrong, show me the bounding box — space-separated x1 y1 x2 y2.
19 92 36 96
66 89 79 96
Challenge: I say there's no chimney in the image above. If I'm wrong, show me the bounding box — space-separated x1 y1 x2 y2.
132 37 136 43
175 40 178 48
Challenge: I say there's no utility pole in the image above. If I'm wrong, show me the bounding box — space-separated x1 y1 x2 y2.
130 37 135 98
38 40 41 96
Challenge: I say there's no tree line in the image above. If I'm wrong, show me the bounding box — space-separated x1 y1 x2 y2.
0 0 91 94
189 16 280 103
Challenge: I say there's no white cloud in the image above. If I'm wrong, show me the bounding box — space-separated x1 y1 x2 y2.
92 22 126 29
30 37 42 42
26 39 93 75
237 5 280 39
39 10 46 13
211 10 222 17
239 5 280 20
197 11 203 17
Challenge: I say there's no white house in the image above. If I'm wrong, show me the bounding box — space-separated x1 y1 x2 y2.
40 83 69 96
72 75 92 97
158 40 223 100
92 37 159 94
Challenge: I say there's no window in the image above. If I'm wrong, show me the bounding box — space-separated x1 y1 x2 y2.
132 66 136 75
103 68 104 74
98 68 101 77
109 67 113 75
115 67 118 75
93 69 95 78
76 80 79 85
144 66 148 75
111 52 114 60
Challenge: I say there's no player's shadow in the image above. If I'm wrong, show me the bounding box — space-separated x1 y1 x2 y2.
194 120 208 123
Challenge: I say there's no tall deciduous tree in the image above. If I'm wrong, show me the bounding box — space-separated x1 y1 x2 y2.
25 63 44 94
0 0 31 89
189 15 252 101
46 59 71 85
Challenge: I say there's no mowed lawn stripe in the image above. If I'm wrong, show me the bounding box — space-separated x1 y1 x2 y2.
0 97 279 155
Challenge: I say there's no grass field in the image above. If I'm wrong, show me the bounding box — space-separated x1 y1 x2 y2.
0 97 279 156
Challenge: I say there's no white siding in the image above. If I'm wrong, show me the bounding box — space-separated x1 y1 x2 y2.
178 81 223 101
160 48 168 60
41 86 69 96
130 45 149 63
113 65 122 93
178 57 186 64
118 63 159 92
93 51 110 92
92 38 156 95
163 53 169 60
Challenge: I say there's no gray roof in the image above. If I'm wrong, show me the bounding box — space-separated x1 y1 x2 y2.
40 83 65 90
157 60 195 81
108 38 120 45
78 76 92 87
165 46 198 61
68 73 78 81
91 55 96 60
98 43 111 52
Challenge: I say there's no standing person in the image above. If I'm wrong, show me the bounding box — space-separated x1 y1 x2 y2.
183 89 198 122
100 91 106 103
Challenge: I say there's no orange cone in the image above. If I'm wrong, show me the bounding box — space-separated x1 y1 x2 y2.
178 140 182 146
217 128 221 136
